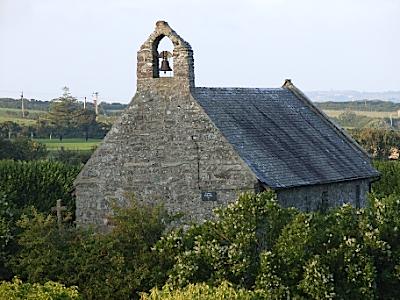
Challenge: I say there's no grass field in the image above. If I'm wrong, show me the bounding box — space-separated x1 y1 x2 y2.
0 116 37 125
0 107 45 125
35 138 102 151
322 109 399 119
0 107 45 114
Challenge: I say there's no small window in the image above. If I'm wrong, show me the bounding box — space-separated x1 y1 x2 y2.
355 185 361 209
320 191 328 212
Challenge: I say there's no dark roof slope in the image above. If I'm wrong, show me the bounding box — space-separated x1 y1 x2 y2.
194 87 379 189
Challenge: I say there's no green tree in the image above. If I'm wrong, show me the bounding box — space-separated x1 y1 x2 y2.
76 109 97 141
0 121 21 139
0 138 47 161
10 199 172 299
0 277 80 300
47 87 82 141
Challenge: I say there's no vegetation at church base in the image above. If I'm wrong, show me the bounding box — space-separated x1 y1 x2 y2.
372 160 400 197
8 201 171 300
0 277 80 299
2 186 399 299
141 282 256 300
0 160 80 213
0 154 400 298
0 160 81 280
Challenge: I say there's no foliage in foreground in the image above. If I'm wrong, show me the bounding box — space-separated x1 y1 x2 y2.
5 158 400 299
141 281 256 300
0 277 80 300
372 160 400 198
154 192 400 299
0 160 81 279
9 200 172 299
0 160 80 213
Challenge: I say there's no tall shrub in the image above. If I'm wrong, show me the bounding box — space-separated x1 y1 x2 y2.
0 160 80 213
10 199 172 299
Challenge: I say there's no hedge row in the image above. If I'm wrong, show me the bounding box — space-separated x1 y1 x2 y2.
0 160 81 213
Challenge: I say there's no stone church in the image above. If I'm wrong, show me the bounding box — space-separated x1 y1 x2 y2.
74 21 379 227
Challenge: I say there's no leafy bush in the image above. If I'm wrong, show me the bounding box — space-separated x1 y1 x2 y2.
6 185 400 299
155 192 297 288
0 160 80 280
349 128 400 159
0 277 80 299
0 192 16 279
50 148 94 165
0 160 80 213
10 199 172 299
372 160 400 197
156 192 400 299
0 137 47 160
141 281 256 300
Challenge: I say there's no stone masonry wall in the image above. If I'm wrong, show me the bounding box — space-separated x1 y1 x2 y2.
74 22 258 227
74 21 374 228
276 178 371 212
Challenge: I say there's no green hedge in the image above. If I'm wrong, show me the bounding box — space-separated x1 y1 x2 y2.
142 282 256 300
0 160 81 213
0 277 80 299
372 160 400 198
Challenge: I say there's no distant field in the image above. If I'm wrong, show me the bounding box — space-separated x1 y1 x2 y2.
35 138 102 151
0 106 117 126
0 115 37 125
322 109 399 119
0 107 45 125
0 107 45 114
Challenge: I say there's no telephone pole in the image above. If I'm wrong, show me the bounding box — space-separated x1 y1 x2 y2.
21 91 25 118
93 92 99 116
84 96 87 110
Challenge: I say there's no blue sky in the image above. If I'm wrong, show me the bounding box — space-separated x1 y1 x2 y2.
0 0 399 103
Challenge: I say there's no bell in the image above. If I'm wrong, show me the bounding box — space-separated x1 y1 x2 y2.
160 59 172 73
159 51 172 73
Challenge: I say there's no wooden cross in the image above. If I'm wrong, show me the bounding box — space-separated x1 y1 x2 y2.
51 199 67 229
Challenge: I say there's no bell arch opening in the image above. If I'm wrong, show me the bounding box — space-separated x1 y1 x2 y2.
152 35 174 78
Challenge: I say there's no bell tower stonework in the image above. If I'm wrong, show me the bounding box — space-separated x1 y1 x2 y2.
136 20 195 87
74 21 258 227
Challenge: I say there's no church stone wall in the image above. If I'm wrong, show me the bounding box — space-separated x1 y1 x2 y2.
74 21 259 227
276 178 371 212
74 21 375 229
75 82 259 227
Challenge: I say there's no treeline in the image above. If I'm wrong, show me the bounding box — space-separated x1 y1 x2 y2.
0 159 400 299
0 98 51 111
349 128 400 159
315 100 400 112
0 97 127 114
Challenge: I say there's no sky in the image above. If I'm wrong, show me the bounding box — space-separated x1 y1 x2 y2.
0 0 399 103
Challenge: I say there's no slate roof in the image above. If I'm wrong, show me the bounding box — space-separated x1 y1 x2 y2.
194 87 379 189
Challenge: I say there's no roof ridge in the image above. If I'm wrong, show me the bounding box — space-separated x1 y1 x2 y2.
282 79 373 161
195 87 283 90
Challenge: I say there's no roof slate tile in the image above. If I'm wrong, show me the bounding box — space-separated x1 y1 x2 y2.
194 87 379 189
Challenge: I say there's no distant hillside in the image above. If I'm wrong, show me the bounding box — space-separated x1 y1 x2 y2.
0 97 51 111
0 98 128 115
306 90 400 102
314 100 400 112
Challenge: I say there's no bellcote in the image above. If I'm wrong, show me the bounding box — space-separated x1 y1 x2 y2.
136 21 195 89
